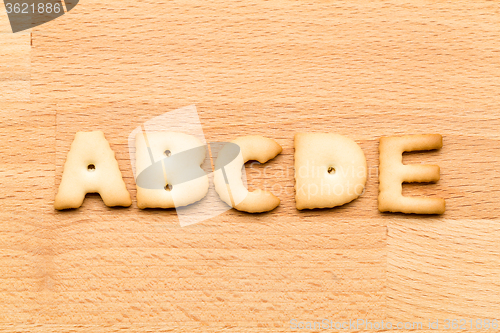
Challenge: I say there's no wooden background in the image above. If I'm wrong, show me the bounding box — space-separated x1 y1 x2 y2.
1 0 500 331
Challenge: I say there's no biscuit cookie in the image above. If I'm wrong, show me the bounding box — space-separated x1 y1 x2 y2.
378 134 445 214
135 132 209 209
214 135 282 213
54 131 132 210
294 133 367 210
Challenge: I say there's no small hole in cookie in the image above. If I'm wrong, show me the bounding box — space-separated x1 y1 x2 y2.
87 164 96 172
327 166 335 174
164 150 171 157
164 184 173 191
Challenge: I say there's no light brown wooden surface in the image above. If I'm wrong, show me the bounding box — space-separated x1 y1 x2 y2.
1 0 500 331
0 1 30 101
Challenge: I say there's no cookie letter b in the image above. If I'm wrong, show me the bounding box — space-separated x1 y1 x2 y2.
135 132 209 209
378 134 445 214
54 131 132 210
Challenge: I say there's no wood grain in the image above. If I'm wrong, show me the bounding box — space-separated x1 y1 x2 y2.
0 2 12 33
1 0 500 331
0 1 30 101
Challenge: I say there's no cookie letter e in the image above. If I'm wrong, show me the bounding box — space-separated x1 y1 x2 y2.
54 131 132 210
378 134 445 214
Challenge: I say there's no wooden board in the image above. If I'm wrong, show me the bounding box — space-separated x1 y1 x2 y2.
0 0 30 101
1 0 500 331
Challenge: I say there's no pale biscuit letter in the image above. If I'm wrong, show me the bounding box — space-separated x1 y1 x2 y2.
378 134 445 214
214 135 282 213
135 132 209 209
54 131 132 210
294 133 367 210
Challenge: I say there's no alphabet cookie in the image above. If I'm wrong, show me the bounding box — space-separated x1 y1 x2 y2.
54 131 132 210
214 135 282 213
294 133 367 210
378 134 445 214
135 132 209 209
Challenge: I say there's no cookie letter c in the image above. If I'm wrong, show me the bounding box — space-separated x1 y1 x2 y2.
214 135 282 213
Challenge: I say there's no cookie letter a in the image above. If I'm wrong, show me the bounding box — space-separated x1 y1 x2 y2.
294 133 367 210
54 131 132 210
378 134 445 214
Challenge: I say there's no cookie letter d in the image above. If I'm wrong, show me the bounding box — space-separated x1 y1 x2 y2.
294 133 367 210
